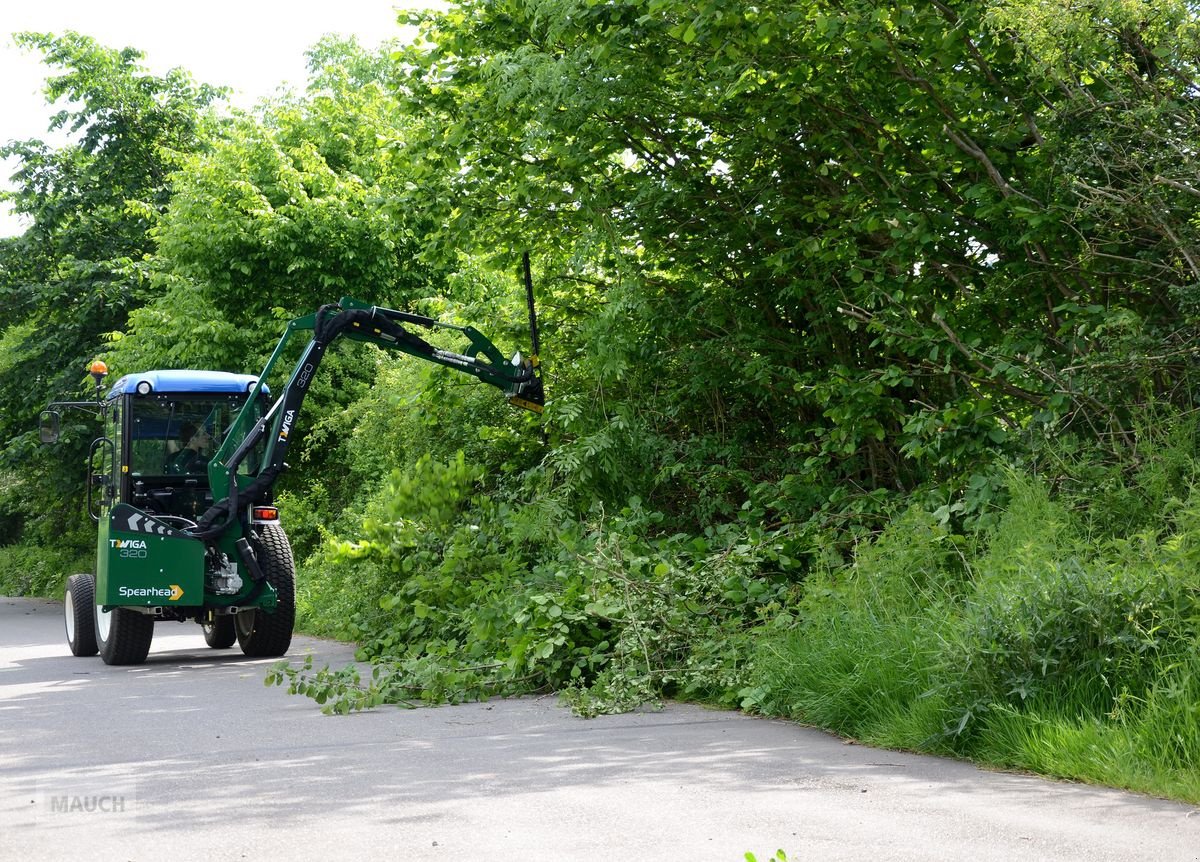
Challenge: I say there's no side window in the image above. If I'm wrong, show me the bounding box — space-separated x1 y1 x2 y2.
109 404 122 493
224 397 266 476
129 405 170 476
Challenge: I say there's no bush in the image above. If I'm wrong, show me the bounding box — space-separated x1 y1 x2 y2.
950 555 1187 724
0 543 94 598
273 454 803 714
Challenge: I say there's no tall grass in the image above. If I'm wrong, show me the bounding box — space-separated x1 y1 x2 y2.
750 440 1200 802
750 508 965 752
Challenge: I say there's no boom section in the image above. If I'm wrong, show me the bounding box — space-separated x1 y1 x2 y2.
196 297 542 540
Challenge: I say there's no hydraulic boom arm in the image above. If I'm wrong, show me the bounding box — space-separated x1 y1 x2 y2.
189 297 543 540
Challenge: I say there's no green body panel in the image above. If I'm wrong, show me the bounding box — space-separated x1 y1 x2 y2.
96 504 279 611
96 508 205 608
209 527 278 612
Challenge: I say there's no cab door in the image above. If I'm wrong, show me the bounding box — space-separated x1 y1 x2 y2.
87 397 121 521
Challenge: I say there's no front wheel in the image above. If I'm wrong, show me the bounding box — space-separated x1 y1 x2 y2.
235 524 295 658
95 601 155 665
64 574 98 657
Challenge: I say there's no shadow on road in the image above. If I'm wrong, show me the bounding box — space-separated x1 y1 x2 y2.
3 595 1198 862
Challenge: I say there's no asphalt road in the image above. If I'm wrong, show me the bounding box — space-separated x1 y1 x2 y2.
2 595 1199 861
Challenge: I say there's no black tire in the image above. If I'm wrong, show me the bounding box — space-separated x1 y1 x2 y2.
202 615 236 649
235 524 295 658
95 601 155 665
64 574 98 657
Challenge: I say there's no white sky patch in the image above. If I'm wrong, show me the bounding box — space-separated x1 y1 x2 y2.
708 158 730 177
0 0 442 237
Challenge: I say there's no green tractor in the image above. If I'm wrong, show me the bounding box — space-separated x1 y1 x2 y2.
42 297 543 665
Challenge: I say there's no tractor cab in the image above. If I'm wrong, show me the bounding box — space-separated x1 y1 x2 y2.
97 371 269 526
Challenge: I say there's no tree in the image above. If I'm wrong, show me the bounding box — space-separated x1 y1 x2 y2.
0 31 223 544
103 38 463 545
388 0 1200 526
107 37 443 371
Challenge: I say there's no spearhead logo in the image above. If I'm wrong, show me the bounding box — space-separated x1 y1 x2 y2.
118 584 183 601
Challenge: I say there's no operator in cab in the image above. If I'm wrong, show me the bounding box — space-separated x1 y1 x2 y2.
166 421 213 475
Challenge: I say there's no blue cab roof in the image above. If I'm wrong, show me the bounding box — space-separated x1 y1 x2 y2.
107 370 268 399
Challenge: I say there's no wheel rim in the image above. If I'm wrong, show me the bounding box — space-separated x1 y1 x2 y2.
96 603 112 642
64 589 76 643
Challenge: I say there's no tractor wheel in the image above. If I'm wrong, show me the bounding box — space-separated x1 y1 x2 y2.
235 524 295 658
95 601 155 665
64 574 98 657
202 615 236 649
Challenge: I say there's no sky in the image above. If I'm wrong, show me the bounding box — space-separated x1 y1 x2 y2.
0 0 438 237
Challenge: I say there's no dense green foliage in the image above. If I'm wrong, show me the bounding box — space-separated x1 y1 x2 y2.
0 32 223 549
746 431 1200 800
5 1 1200 800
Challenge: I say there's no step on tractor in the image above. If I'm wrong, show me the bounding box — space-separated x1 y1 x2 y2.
41 297 543 665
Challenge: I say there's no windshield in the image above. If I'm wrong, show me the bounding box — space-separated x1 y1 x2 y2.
128 395 265 477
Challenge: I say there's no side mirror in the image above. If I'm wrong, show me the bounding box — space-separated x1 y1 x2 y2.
39 410 61 444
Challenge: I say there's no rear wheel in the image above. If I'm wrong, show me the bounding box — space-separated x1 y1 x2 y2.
202 615 236 649
64 574 98 657
95 601 155 665
236 524 295 658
